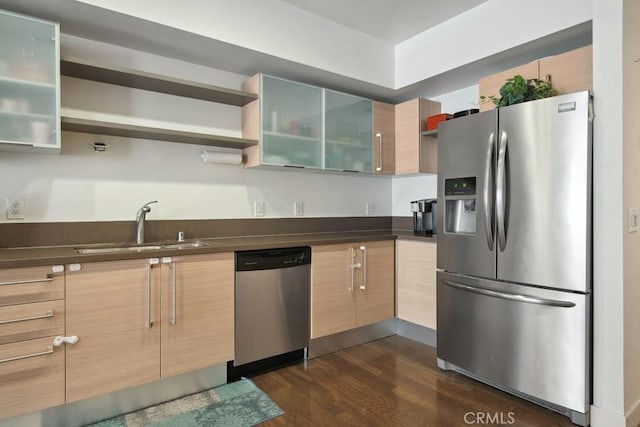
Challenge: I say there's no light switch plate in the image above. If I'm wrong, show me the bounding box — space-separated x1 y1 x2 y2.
366 202 375 216
629 207 638 233
254 201 264 217
294 201 303 216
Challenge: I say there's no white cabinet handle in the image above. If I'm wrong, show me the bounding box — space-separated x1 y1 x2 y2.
0 310 53 325
359 246 367 290
375 133 383 172
52 336 78 347
0 274 53 286
0 346 53 364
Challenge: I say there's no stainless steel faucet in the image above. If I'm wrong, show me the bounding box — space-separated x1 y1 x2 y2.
136 201 157 244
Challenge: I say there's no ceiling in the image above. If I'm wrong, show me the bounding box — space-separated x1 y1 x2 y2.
279 0 489 44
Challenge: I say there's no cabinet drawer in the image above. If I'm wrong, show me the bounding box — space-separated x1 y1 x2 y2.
0 300 65 345
0 336 65 419
0 266 64 306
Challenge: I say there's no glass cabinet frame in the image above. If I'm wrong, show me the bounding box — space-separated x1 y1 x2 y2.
0 9 60 153
258 75 374 173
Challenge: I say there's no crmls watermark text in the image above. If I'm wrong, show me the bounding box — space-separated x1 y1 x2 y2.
464 411 516 425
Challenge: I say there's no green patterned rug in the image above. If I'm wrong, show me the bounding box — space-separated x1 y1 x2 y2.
87 378 283 427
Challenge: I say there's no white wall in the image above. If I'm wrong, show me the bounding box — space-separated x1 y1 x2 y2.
74 0 395 88
590 0 625 425
395 0 592 88
0 36 392 223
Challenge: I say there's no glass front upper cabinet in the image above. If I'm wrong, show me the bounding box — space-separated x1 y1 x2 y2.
0 10 60 152
324 90 373 173
261 75 322 168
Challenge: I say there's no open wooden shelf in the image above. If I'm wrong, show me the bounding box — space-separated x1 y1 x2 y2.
61 56 258 107
61 109 258 149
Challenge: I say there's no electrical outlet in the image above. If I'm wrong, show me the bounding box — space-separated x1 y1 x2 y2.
294 201 303 216
254 201 264 217
629 207 639 232
6 198 24 219
366 202 375 216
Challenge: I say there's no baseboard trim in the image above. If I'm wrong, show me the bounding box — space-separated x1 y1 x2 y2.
308 319 396 359
396 319 436 347
625 397 640 427
0 363 227 427
590 404 626 427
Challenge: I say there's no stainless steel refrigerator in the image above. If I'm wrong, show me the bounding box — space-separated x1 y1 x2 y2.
436 91 592 426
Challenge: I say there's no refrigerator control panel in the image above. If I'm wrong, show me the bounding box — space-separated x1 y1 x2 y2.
445 177 476 196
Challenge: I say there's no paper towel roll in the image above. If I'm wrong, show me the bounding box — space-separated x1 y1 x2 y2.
201 151 243 165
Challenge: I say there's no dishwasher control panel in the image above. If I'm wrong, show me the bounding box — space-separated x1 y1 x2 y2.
235 246 311 271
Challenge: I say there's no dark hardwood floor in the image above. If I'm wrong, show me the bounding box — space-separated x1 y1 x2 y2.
252 335 574 426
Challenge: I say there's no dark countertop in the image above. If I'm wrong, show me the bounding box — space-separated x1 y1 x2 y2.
0 230 438 269
393 230 438 243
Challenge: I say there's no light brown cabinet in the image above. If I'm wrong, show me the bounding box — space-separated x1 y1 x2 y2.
479 45 592 112
394 98 441 175
65 253 234 403
0 265 65 306
160 253 234 378
311 240 394 339
373 101 395 175
538 45 593 96
65 259 161 402
0 265 66 419
396 240 437 330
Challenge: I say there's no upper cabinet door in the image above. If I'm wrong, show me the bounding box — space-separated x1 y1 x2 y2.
373 101 395 175
261 75 322 168
324 90 373 173
0 10 60 152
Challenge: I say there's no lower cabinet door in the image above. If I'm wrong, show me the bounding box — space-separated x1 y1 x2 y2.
311 243 357 338
355 240 395 327
160 253 234 378
397 239 437 329
0 336 64 419
65 259 161 402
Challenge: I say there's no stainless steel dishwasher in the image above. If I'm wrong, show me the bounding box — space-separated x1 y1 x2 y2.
233 247 311 368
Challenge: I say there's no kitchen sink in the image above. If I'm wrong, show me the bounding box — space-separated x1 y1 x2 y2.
75 240 211 254
162 241 210 250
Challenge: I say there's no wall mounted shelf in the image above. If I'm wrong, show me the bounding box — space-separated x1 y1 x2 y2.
61 109 258 149
421 129 438 138
60 56 258 106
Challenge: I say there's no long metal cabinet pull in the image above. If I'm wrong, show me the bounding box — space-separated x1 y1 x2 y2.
442 279 575 308
0 346 54 364
170 262 177 325
349 248 355 292
359 246 367 290
0 310 53 325
484 132 495 250
146 264 153 329
0 275 54 286
375 133 383 172
496 131 508 251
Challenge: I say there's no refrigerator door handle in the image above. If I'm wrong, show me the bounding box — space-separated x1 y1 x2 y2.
496 131 508 251
483 132 495 250
441 279 576 308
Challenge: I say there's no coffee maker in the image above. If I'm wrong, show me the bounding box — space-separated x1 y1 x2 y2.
411 199 437 236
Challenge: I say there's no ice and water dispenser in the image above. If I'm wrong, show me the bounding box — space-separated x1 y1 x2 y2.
444 177 477 234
